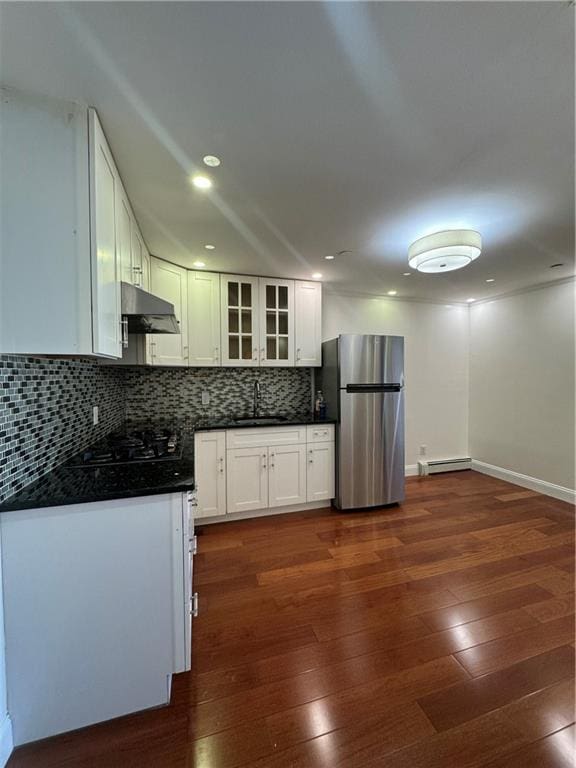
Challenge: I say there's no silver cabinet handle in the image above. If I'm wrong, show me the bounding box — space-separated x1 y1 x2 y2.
262 453 267 470
191 592 199 618
296 348 301 362
260 347 265 362
308 449 314 464
270 451 275 469
121 318 129 348
253 347 258 361
213 347 219 361
219 456 224 474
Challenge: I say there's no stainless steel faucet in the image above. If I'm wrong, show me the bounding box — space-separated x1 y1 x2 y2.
253 379 261 417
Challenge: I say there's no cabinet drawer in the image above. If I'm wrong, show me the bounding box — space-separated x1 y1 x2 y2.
226 426 307 449
306 424 335 443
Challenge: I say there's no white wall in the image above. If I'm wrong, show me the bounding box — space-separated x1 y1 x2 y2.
323 293 470 469
469 280 575 491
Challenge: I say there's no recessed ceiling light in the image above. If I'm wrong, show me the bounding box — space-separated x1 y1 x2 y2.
312 272 322 279
445 305 452 308
387 290 397 296
466 297 476 303
403 272 411 276
192 175 212 190
203 155 221 167
485 278 495 283
408 230 481 273
204 244 215 250
193 260 206 268
325 255 335 260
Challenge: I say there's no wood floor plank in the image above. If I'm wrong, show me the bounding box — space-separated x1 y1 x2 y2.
479 724 576 768
385 608 539 670
524 595 575 623
454 615 575 677
417 646 575 731
264 656 466 753
420 584 552 631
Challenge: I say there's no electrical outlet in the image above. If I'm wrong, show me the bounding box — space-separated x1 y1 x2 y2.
419 444 427 456
201 390 210 406
92 406 99 426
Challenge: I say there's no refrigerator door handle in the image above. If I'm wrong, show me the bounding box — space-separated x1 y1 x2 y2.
345 383 402 393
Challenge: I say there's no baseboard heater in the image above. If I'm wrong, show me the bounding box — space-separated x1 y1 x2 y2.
418 458 472 476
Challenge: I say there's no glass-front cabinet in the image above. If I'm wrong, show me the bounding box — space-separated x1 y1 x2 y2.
220 276 295 367
220 275 260 366
259 278 294 366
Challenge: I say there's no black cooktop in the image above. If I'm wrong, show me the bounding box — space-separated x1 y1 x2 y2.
68 428 182 467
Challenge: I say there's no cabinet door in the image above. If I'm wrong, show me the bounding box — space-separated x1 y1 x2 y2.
88 109 121 358
259 278 294 366
226 447 268 513
307 442 335 502
268 444 306 508
116 191 133 285
220 275 260 366
295 281 322 366
194 432 226 518
150 258 188 366
131 225 144 288
188 271 220 366
141 247 151 292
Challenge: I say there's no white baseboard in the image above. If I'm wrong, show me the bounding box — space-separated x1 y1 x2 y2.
197 499 331 525
0 715 13 768
405 464 419 477
471 460 576 505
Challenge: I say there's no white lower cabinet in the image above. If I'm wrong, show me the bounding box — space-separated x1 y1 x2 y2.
194 431 226 518
0 492 193 746
227 447 269 513
268 444 307 508
307 442 335 502
195 426 334 519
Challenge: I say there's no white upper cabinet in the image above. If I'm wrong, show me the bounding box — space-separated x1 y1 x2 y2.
188 271 221 366
259 279 294 367
0 91 158 358
130 226 144 288
116 191 133 286
295 281 322 367
220 275 260 367
88 109 121 358
141 247 151 292
150 258 189 366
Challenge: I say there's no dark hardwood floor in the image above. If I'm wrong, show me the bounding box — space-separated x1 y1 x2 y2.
9 471 575 767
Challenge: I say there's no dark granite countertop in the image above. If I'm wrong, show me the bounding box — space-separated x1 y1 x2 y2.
192 415 337 431
0 415 336 513
0 447 194 513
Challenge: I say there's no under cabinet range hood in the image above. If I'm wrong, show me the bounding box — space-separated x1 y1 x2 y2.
120 282 180 334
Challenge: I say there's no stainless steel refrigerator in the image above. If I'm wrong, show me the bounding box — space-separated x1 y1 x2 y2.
321 334 405 510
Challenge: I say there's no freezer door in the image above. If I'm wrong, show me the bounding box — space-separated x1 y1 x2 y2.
337 390 405 509
339 334 404 388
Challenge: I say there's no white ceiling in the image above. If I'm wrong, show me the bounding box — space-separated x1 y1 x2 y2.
1 1 574 302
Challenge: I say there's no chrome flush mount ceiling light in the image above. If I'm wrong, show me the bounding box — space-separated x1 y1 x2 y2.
408 230 481 273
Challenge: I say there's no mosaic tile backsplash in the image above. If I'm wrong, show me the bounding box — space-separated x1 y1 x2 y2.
122 366 314 427
0 356 125 503
0 357 313 502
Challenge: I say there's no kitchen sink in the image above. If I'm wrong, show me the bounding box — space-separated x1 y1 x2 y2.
232 416 288 426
